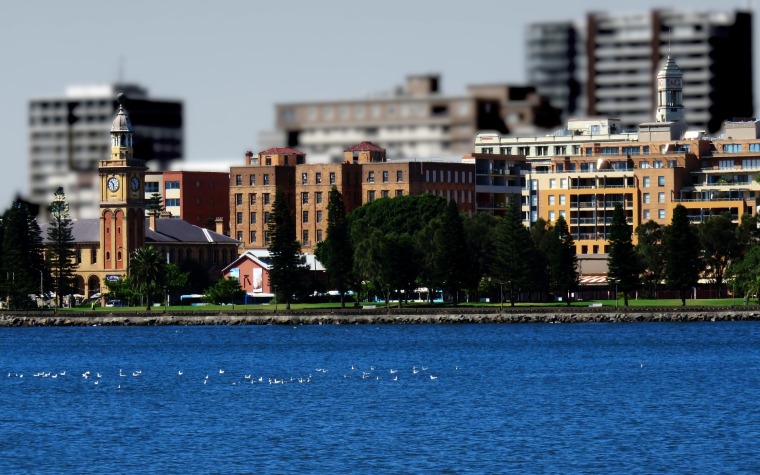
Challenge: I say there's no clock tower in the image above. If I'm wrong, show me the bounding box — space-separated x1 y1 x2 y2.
99 93 146 275
655 56 685 123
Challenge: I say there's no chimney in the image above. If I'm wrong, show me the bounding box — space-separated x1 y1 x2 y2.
245 150 255 165
215 217 224 235
149 211 158 231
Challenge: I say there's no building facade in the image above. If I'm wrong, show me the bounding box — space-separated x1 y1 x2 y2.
29 83 183 220
145 170 230 233
229 143 476 252
527 9 752 132
476 57 758 269
260 74 560 165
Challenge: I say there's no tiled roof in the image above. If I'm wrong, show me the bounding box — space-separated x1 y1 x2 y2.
344 141 385 152
258 147 305 155
43 218 239 245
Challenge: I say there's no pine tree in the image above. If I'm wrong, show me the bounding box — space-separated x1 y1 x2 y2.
494 201 534 306
607 203 640 306
636 220 665 298
1 199 46 309
664 204 702 305
314 186 353 307
432 200 468 304
545 215 578 305
267 187 306 309
46 187 77 308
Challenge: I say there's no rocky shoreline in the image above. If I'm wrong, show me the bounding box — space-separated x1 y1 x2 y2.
1 307 759 326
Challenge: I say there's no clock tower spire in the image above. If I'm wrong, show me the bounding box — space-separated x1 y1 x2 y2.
655 56 685 123
99 93 146 275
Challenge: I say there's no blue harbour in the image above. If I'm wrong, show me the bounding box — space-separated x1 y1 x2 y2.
1 322 759 474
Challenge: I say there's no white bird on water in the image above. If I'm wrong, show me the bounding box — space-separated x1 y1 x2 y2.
429 375 438 380
219 369 225 375
178 370 183 376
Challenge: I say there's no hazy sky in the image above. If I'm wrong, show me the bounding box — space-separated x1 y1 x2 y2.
0 0 752 208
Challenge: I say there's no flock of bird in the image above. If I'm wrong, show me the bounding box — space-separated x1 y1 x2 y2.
4 364 460 389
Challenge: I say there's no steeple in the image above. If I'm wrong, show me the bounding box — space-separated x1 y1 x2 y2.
655 56 685 123
110 93 133 159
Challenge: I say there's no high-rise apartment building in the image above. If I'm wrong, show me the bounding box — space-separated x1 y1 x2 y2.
28 83 183 219
527 9 752 133
260 74 561 165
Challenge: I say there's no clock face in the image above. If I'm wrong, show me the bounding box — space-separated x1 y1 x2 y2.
107 177 120 192
131 176 140 191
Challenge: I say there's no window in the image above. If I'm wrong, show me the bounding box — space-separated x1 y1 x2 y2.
264 231 270 244
145 182 159 193
643 209 651 220
719 159 734 169
560 178 567 189
658 209 666 219
235 175 242 186
382 171 389 183
316 229 323 242
549 178 556 189
658 176 665 186
249 231 256 243
382 190 389 198
536 146 548 156
653 160 663 168
263 174 270 185
368 190 375 202
236 212 243 225
548 195 555 205
643 177 650 187
723 144 741 153
658 192 665 203
165 198 180 206
668 160 677 168
395 190 403 197
572 145 580 155
643 193 650 204
301 173 308 185
559 195 566 205
250 212 256 224
517 146 530 155
640 161 650 168
750 144 760 152
329 172 336 184
643 146 650 154
315 172 322 184
549 211 556 222
235 193 243 206
249 175 256 186
263 193 270 205
302 211 309 223
367 171 375 183
554 145 567 155
264 211 270 223
600 147 619 155
622 146 640 155
302 230 309 244
743 158 760 169
302 192 309 204
396 170 403 182
265 157 271 166
316 210 323 223
165 181 180 190
236 231 243 241
249 193 256 205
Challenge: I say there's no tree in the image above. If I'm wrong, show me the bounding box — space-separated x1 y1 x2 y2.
267 187 307 309
1 199 46 309
636 220 665 298
664 205 702 305
104 276 139 306
493 201 535 306
697 213 737 297
314 186 353 307
736 213 760 255
727 245 760 304
530 218 552 301
129 246 168 310
462 212 500 300
46 187 77 308
146 192 164 216
432 200 469 304
607 203 640 306
544 215 578 306
204 277 245 305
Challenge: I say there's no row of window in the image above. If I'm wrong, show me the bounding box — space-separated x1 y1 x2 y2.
234 228 326 247
235 174 272 186
642 192 667 204
424 170 472 183
235 192 274 206
643 209 667 220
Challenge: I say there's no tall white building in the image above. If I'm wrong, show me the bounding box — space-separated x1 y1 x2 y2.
28 83 183 219
526 9 753 133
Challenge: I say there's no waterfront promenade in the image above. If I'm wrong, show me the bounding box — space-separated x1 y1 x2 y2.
1 306 759 326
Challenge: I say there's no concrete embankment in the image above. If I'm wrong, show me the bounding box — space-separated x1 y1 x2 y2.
1 307 759 326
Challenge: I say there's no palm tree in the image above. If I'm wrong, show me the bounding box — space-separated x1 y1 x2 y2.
129 246 167 310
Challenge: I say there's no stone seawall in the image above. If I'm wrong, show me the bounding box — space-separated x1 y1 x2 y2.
1 308 759 327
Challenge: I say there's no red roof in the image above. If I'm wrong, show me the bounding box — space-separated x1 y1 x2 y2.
344 141 385 152
258 147 305 155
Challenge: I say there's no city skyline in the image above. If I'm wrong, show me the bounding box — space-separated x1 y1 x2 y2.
0 0 752 209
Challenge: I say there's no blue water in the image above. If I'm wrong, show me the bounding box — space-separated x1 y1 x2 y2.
0 322 758 474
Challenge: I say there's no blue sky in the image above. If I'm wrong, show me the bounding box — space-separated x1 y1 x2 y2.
0 0 751 208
